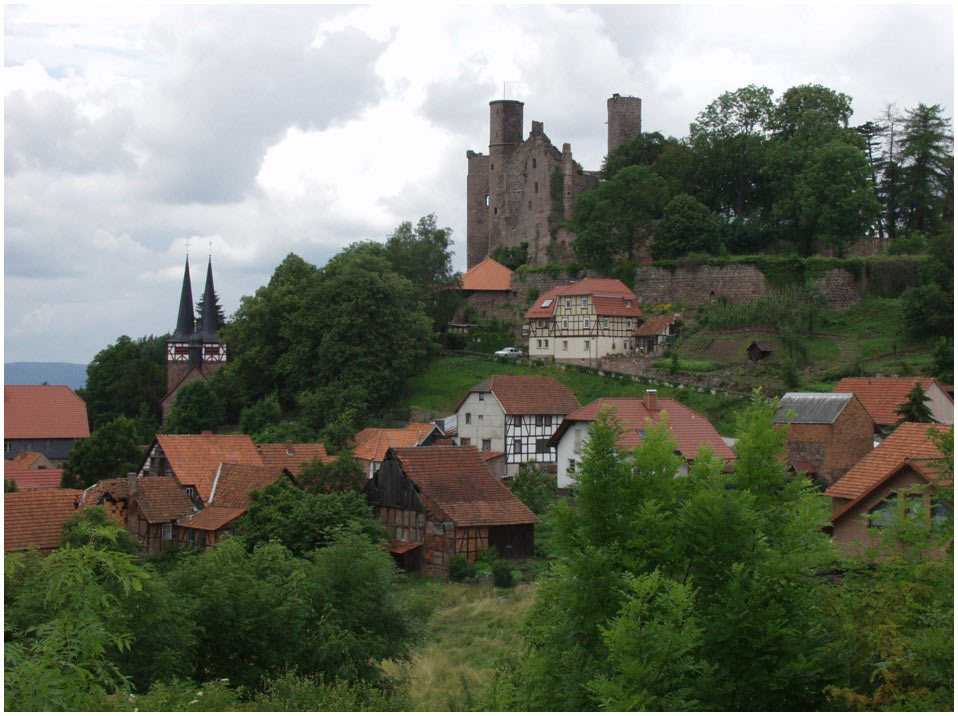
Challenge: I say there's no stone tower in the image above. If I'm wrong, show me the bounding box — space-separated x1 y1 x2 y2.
162 255 226 421
607 93 642 155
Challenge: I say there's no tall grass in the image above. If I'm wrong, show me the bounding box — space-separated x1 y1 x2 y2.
700 284 825 331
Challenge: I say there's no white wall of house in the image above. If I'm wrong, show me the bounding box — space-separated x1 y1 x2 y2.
456 391 506 453
555 420 591 488
926 383 954 424
504 413 565 475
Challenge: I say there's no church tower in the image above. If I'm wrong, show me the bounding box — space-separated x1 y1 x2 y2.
166 257 195 392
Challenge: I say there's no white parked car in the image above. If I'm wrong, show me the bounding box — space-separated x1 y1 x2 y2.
494 347 523 359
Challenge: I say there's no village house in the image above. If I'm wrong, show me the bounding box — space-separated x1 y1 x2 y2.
634 313 681 356
4 385 90 464
525 278 643 362
4 489 81 553
4 467 63 491
824 422 951 556
364 446 538 575
833 377 954 430
746 341 774 363
774 392 875 486
7 450 56 471
454 375 580 475
352 423 446 480
256 441 334 479
549 391 736 489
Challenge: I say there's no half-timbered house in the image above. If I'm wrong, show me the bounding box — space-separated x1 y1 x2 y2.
125 475 196 553
525 278 643 361
352 423 446 479
365 446 538 575
454 375 580 476
4 489 81 553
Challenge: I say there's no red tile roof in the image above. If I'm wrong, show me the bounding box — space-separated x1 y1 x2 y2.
390 446 538 526
135 476 196 523
150 434 262 504
210 462 286 510
457 375 581 416
7 451 53 470
829 458 947 526
461 257 513 291
256 443 332 477
178 505 246 532
550 397 736 462
4 385 90 440
833 377 949 425
4 468 63 491
824 422 950 501
635 314 679 336
79 477 129 507
353 423 441 463
5 489 81 552
524 278 641 319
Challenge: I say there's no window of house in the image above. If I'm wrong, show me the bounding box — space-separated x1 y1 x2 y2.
604 318 610 329
535 414 544 426
465 413 472 424
513 438 522 454
4 441 10 453
478 414 484 421
434 521 445 536
581 297 588 308
482 439 492 451
562 318 568 329
568 459 576 473
478 393 484 401
537 339 542 348
869 493 922 527
625 300 631 307
544 339 549 347
627 319 633 330
161 523 172 541
460 437 471 447
584 340 590 350
536 438 550 453
574 428 582 454
563 297 571 308
932 499 952 526
584 318 590 329
514 415 523 427
562 340 568 351
185 486 197 500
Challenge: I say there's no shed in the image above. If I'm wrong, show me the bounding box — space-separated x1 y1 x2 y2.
746 341 773 363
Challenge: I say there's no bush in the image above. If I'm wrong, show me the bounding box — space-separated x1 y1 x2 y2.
781 358 800 389
448 553 475 582
492 561 516 588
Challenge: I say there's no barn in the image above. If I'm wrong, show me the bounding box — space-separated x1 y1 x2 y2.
365 446 538 576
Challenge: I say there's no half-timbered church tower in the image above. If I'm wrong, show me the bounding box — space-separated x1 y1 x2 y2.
161 255 227 422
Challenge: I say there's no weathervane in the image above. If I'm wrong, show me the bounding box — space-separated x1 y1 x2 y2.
186 237 190 259
209 237 213 257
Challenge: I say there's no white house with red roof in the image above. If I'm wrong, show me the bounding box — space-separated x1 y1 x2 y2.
525 278 642 361
549 391 736 488
4 385 90 463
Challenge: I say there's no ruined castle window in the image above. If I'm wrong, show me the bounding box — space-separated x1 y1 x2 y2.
534 182 539 193
494 207 498 214
532 158 537 168
528 201 532 210
485 195 490 206
490 163 494 170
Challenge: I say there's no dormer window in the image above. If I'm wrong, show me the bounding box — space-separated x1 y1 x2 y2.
626 300 631 307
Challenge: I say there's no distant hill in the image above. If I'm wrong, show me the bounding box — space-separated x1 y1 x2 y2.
5 362 88 390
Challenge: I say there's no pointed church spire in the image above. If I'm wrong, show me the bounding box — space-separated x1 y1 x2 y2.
197 256 220 341
173 256 195 340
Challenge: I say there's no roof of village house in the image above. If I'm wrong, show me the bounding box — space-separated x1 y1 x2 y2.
5 489 81 552
148 434 263 504
747 341 774 353
461 257 513 291
774 392 861 425
550 397 737 462
634 314 679 336
256 443 333 477
824 422 950 501
833 377 952 425
178 505 247 532
828 457 946 526
456 375 581 416
135 476 196 523
210 462 287 510
388 446 538 527
7 450 52 470
4 385 90 440
4 468 63 491
352 423 442 463
80 477 130 507
524 278 641 319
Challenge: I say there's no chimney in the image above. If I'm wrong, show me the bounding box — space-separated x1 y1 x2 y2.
286 439 294 456
126 471 138 500
644 389 657 412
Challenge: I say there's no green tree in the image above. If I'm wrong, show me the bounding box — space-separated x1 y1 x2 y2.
895 382 935 423
901 230 954 338
79 335 167 430
298 452 365 494
61 416 144 489
490 241 529 269
60 506 141 554
601 131 673 179
239 393 282 436
569 165 669 270
165 380 223 435
651 193 721 259
508 461 557 515
897 103 953 235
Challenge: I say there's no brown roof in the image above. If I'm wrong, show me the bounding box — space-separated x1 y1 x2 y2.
178 505 247 532
5 468 63 491
550 397 736 463
833 377 950 425
256 443 332 477
457 375 581 416
7 451 52 470
353 423 441 463
829 458 947 526
635 314 679 336
5 489 81 552
79 477 129 507
825 422 950 501
390 446 538 527
524 278 641 319
461 257 513 291
4 385 90 440
211 462 286 510
150 434 263 504
135 476 196 523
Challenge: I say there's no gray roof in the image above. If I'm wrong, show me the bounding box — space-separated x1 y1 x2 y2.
775 392 855 424
748 341 774 352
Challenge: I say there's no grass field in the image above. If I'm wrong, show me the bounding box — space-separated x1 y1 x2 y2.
382 576 536 711
397 354 752 436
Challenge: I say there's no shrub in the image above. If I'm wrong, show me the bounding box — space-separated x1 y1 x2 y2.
781 358 800 389
448 553 475 582
492 561 516 588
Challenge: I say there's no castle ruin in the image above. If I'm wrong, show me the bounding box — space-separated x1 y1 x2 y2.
466 93 642 268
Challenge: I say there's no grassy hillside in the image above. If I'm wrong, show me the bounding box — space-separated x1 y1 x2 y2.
398 353 751 436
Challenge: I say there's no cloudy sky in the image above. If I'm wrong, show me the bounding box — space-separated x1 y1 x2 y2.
4 3 954 364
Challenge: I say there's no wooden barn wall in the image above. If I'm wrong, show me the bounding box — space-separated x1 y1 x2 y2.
488 523 535 560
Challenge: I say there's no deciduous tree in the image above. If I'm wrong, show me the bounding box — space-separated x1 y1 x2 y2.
61 416 144 489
